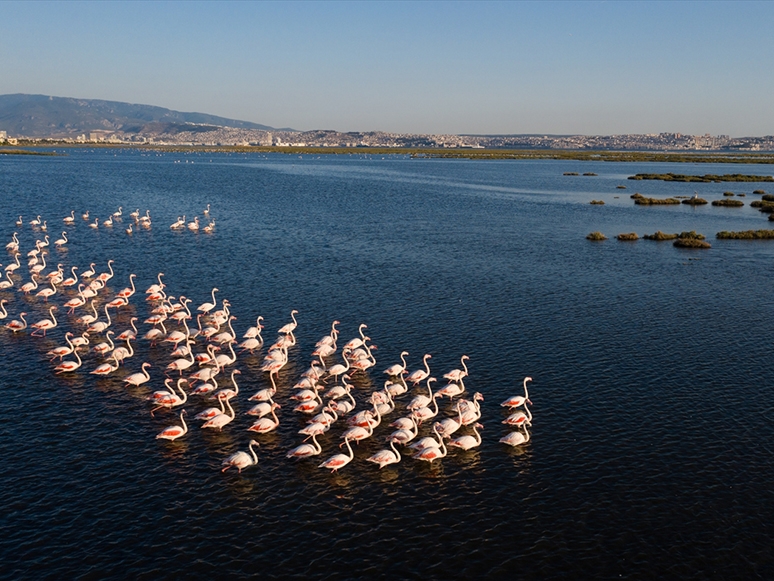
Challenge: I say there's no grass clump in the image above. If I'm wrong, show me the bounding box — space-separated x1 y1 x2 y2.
716 229 774 239
564 172 579 176
583 172 598 176
589 200 605 205
617 232 639 241
631 193 680 205
711 199 744 207
761 194 774 202
723 191 735 196
586 231 608 241
753 189 766 194
750 200 774 213
678 231 706 240
674 238 711 248
643 231 678 240
616 185 627 189
738 193 746 197
682 197 708 205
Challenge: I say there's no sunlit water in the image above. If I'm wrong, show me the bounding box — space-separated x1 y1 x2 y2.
1 150 773 579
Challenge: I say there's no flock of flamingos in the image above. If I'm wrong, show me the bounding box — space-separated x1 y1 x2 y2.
1 205 534 474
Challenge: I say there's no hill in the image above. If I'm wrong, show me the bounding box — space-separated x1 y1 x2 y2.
0 93 283 137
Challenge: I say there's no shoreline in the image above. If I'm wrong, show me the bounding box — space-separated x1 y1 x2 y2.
2 143 774 164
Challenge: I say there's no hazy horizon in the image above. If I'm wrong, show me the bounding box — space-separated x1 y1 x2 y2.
1 1 772 137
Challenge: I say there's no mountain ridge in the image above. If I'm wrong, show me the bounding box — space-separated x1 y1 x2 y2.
0 93 291 137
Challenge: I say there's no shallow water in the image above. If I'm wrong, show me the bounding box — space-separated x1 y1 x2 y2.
1 150 773 579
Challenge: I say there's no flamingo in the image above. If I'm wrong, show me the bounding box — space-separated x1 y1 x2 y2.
315 320 339 348
4 252 21 274
166 347 195 376
116 273 137 299
389 416 419 444
434 380 466 400
449 423 484 451
81 263 96 278
89 218 99 229
197 287 218 314
15 216 23 226
187 217 200 231
500 376 533 409
413 425 448 463
343 323 367 351
151 378 188 415
503 404 533 427
500 424 531 447
87 304 113 334
145 273 165 295
19 275 39 294
212 370 241 401
195 391 227 418
319 437 354 473
71 331 90 350
5 311 27 333
82 210 90 221
246 397 281 418
61 266 78 288
116 317 139 341
341 412 375 443
54 232 68 248
444 355 470 382
156 410 188 441
383 350 409 377
113 206 122 219
246 403 280 433
124 362 152 387
457 392 485 425
0 269 14 290
0 299 7 320
63 210 75 224
286 433 323 459
202 396 236 431
35 279 58 302
31 306 57 336
242 315 264 339
407 377 438 411
109 335 134 366
47 332 75 361
29 215 41 226
278 309 298 337
405 354 432 385
54 348 82 374
91 360 119 376
92 330 116 356
222 440 260 473
103 216 113 227
366 438 402 469
248 374 278 402
433 405 464 438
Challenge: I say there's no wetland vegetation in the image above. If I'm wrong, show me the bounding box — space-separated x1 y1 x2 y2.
628 173 774 183
716 229 774 239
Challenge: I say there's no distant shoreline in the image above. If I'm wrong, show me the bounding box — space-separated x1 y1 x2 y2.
3 143 774 164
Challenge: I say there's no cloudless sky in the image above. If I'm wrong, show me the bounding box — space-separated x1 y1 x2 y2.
1 1 772 136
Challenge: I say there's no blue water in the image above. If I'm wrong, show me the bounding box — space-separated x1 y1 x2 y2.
1 149 773 579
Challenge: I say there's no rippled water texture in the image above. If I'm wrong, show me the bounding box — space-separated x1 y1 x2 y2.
1 150 773 579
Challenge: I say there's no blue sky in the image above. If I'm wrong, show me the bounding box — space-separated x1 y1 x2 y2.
1 1 772 136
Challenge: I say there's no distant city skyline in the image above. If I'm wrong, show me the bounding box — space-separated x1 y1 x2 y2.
1 1 772 137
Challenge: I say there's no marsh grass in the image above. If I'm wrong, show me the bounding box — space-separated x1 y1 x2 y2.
716 229 774 239
631 193 680 205
586 231 608 241
711 199 744 207
643 231 678 240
